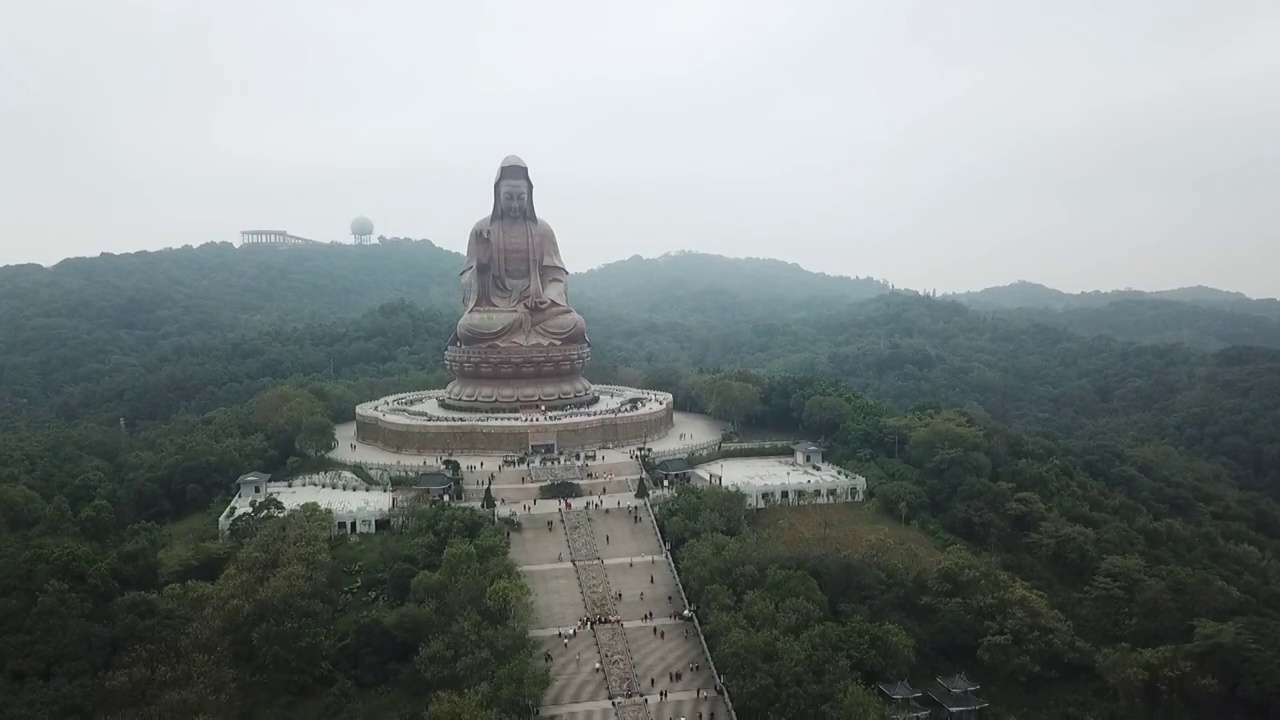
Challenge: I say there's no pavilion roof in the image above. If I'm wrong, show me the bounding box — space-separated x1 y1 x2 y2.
655 458 694 474
413 472 453 490
937 672 980 692
236 471 271 484
887 699 932 719
928 688 988 713
877 680 921 699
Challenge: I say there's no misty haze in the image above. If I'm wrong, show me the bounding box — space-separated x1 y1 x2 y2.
2 1 1278 296
2 3 1279 720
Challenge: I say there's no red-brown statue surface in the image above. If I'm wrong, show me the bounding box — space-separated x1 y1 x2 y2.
443 156 594 410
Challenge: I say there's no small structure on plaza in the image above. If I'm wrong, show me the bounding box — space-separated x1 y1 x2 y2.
234 471 271 498
390 470 456 521
530 464 584 484
791 441 824 466
929 673 988 718
654 458 695 486
695 455 867 510
219 470 392 538
413 470 455 497
877 680 931 719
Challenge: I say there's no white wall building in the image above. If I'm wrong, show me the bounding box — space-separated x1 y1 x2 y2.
697 455 866 510
791 441 824 466
219 471 393 538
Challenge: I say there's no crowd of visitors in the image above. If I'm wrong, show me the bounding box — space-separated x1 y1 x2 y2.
368 388 671 424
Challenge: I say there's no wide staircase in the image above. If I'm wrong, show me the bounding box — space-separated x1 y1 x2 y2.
510 464 732 720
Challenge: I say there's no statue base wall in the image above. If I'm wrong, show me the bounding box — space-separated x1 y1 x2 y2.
443 343 595 412
354 386 674 455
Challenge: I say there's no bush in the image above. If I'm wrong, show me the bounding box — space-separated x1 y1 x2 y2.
539 481 582 499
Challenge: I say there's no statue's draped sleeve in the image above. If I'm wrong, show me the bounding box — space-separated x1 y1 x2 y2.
535 221 571 307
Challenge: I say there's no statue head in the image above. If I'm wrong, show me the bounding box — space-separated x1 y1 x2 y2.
491 155 536 222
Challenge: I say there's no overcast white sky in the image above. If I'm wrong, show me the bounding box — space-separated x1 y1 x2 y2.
2 1 1277 296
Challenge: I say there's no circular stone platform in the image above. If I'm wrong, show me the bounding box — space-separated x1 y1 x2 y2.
355 385 675 454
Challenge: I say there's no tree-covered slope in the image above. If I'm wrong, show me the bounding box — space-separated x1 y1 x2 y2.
0 241 459 422
4 243 1279 500
2 242 1279 717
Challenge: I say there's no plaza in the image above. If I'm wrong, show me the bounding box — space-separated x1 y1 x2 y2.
330 409 725 470
512 482 733 719
354 385 675 455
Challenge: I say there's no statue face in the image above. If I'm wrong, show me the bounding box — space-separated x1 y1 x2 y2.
497 179 529 219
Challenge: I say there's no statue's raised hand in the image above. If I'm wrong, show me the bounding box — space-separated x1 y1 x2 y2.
474 227 492 266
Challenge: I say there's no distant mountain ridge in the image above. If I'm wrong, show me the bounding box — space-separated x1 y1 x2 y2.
573 251 891 318
4 243 1277 354
951 280 1276 313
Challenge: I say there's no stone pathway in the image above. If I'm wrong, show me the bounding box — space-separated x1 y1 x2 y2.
512 485 730 720
564 507 644 706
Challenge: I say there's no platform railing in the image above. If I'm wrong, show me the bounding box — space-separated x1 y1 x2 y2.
627 471 738 720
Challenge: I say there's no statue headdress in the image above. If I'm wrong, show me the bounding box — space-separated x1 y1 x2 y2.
491 155 536 222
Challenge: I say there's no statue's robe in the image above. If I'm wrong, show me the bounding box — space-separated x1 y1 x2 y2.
454 216 588 347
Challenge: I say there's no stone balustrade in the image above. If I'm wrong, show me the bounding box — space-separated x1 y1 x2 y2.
595 624 641 699
615 697 651 720
577 560 616 618
563 509 599 561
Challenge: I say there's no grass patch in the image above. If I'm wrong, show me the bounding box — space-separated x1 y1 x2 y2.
163 501 224 547
157 501 232 584
753 502 941 565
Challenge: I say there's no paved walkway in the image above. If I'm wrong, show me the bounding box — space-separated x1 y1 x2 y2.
512 461 730 720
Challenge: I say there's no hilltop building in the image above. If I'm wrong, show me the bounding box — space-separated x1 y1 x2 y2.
696 454 866 509
219 470 392 537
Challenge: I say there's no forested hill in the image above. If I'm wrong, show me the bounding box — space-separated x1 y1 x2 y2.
581 256 1280 350
946 281 1280 349
4 241 1280 717
0 240 462 331
4 241 1279 500
952 280 1258 309
575 251 892 308
4 243 1275 358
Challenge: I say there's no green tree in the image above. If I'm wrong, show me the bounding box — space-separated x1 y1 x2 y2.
802 395 852 439
296 415 336 457
696 377 763 430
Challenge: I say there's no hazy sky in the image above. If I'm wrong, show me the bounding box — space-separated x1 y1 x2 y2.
2 1 1277 296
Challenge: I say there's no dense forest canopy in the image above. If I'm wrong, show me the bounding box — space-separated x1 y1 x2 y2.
647 368 1279 717
1 241 1278 717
